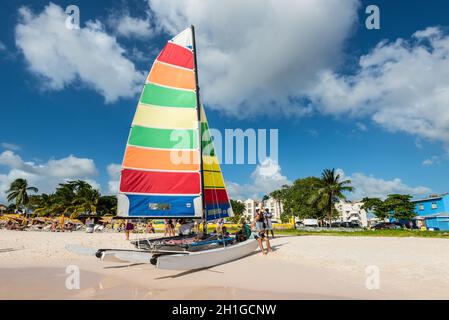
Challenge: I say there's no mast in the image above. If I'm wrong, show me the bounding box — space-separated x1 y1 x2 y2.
191 25 207 233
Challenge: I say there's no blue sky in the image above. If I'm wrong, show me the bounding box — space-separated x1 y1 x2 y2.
0 0 448 202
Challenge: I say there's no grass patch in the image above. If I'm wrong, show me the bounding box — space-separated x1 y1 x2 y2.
274 229 449 238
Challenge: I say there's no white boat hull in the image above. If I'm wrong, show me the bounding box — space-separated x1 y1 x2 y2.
101 250 152 263
156 239 258 270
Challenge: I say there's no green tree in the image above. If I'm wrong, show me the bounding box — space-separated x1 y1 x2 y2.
312 169 354 226
361 197 389 221
29 194 55 216
46 180 100 218
97 196 117 215
229 199 246 223
6 178 38 213
282 178 324 222
384 194 416 221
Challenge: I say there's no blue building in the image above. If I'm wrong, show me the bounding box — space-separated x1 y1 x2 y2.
412 193 449 231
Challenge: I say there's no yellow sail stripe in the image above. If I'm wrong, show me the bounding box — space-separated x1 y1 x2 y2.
203 171 225 188
202 155 221 172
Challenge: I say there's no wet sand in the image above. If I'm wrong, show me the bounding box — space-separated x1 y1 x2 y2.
1 230 449 299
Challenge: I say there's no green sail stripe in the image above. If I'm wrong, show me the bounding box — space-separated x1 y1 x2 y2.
129 126 198 149
201 122 215 156
140 83 197 108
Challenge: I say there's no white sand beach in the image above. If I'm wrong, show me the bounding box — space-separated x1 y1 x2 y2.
1 230 449 299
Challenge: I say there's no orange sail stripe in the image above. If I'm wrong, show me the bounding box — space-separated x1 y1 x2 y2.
148 61 195 90
123 146 200 171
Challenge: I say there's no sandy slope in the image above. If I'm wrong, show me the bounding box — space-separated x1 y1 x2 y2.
0 230 448 299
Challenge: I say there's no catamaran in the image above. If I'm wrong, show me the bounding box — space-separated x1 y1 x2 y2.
89 26 258 270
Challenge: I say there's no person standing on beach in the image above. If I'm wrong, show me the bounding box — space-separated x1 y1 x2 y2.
255 209 265 233
125 221 134 240
264 208 274 238
146 220 155 233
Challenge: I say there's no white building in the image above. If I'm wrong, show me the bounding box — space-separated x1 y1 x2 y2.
335 200 368 227
241 197 283 222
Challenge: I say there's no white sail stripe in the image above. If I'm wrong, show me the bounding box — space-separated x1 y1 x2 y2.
131 121 198 131
138 101 198 111
168 39 193 52
126 143 199 152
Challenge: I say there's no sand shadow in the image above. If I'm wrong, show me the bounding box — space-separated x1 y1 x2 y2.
155 267 224 279
0 248 20 253
103 263 145 269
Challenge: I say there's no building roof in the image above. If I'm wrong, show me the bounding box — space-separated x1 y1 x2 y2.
412 193 448 203
422 212 449 218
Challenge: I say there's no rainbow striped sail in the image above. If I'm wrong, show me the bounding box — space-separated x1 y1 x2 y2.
117 27 232 221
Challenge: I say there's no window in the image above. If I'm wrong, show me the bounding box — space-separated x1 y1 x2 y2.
149 203 170 210
431 202 438 210
419 204 424 211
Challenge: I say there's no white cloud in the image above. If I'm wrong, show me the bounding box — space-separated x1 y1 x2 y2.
147 0 359 117
15 3 145 103
422 155 441 166
0 41 6 51
1 142 21 151
226 158 290 200
0 151 99 203
107 163 121 194
309 27 449 150
336 169 431 200
111 14 153 39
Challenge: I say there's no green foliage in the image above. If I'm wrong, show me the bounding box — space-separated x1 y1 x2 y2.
384 194 416 221
229 199 246 223
361 197 389 220
280 212 291 223
281 178 324 220
313 169 354 225
97 196 117 215
6 178 38 212
362 194 416 221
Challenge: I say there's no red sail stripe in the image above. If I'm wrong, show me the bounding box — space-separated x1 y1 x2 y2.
120 169 200 194
204 188 229 204
157 42 194 70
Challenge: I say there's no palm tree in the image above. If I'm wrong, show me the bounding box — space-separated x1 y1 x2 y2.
313 169 353 227
6 178 38 213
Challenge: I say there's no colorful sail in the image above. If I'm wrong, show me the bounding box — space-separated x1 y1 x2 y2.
117 27 233 221
117 28 202 218
201 106 233 221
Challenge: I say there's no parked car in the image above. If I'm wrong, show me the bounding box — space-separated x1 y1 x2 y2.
340 221 361 228
372 222 400 230
302 219 319 227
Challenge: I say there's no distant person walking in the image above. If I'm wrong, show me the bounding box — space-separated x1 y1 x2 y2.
264 208 274 238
